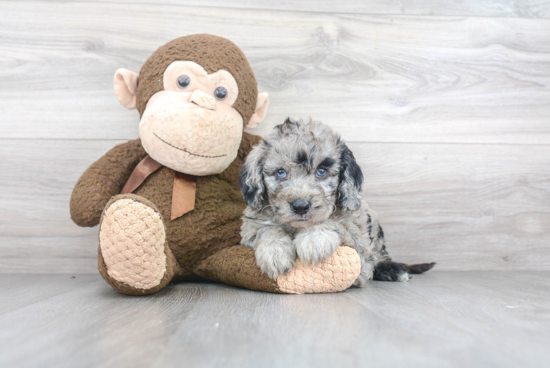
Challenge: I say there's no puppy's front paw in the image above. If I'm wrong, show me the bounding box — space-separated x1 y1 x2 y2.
353 260 374 288
294 229 341 266
254 237 296 279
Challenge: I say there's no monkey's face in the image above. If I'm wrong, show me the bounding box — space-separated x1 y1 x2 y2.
137 61 243 175
114 35 270 176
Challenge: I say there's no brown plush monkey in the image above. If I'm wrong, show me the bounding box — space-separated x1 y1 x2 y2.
70 34 361 295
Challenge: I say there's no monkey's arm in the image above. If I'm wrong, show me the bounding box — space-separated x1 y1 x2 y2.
70 139 148 227
194 245 361 294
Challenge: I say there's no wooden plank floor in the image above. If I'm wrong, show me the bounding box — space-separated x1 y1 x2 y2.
1 271 549 368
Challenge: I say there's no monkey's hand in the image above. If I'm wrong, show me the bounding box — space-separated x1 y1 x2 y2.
70 139 147 227
294 222 345 266
252 226 296 280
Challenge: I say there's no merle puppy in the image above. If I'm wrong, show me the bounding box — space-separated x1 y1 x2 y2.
239 119 434 285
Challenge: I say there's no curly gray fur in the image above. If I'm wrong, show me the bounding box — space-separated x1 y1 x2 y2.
239 118 406 285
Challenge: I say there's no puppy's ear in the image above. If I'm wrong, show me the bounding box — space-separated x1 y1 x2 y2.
239 141 267 209
337 146 363 211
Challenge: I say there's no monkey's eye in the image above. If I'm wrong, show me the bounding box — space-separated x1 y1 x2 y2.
316 168 328 178
276 169 287 179
177 75 191 89
214 86 227 101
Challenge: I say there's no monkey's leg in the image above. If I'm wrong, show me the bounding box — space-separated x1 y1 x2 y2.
194 245 361 294
98 194 177 295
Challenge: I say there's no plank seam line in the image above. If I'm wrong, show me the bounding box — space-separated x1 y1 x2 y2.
1 138 549 147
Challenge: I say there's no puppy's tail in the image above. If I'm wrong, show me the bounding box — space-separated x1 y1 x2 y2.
406 262 436 274
373 261 435 281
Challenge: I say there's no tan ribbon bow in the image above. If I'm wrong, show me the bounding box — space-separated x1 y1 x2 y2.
121 155 196 220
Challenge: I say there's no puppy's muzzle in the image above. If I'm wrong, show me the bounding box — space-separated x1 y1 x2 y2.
291 200 310 215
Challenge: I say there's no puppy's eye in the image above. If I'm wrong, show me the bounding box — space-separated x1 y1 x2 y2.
316 168 328 178
214 86 227 100
177 75 191 89
276 169 287 179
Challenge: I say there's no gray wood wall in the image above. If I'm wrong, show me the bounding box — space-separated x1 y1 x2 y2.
1 1 549 273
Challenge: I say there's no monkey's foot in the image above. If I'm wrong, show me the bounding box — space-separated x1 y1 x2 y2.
98 194 176 295
276 246 361 294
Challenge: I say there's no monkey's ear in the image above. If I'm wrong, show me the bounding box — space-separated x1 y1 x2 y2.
114 68 138 109
246 92 269 129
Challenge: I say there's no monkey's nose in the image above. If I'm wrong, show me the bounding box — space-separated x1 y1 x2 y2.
291 200 310 215
190 89 216 110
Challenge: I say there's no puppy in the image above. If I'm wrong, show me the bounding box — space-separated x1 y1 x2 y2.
239 119 434 286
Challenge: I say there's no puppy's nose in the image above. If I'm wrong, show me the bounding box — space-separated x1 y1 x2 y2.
291 200 310 215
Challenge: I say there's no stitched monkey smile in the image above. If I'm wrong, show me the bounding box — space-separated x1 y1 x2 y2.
153 132 227 158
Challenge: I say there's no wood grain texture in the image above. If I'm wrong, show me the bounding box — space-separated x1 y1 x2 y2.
27 0 550 18
0 1 549 273
1 139 549 273
0 272 549 367
1 2 549 143
0 273 97 315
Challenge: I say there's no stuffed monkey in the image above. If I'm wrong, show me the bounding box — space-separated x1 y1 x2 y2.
70 34 361 295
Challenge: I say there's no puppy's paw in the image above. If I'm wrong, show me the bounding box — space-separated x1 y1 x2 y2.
254 236 296 279
294 229 341 266
373 261 410 282
353 260 374 288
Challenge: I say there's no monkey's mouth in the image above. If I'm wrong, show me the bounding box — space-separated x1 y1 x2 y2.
153 132 227 159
